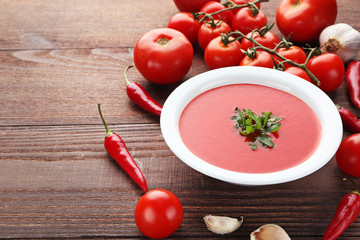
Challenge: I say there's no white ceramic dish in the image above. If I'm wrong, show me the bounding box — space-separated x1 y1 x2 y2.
160 66 343 186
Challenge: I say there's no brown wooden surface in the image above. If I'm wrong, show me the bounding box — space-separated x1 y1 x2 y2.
0 0 359 239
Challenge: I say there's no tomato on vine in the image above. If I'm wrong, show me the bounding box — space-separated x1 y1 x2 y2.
168 12 201 45
198 21 231 50
229 0 261 14
240 50 274 68
173 0 220 12
232 6 267 35
200 1 234 26
284 67 311 82
307 53 345 92
241 28 279 51
204 35 244 69
275 45 307 69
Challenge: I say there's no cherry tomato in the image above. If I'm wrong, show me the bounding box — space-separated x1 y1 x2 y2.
198 21 231 50
276 0 337 43
205 36 244 69
200 1 234 26
134 28 193 85
232 7 267 35
336 133 360 178
168 12 201 45
240 50 274 68
135 189 183 239
173 0 220 12
241 31 279 51
275 46 307 69
230 0 261 14
284 67 311 82
307 53 345 92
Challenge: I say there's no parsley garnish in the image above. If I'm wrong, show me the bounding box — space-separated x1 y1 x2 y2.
232 107 283 150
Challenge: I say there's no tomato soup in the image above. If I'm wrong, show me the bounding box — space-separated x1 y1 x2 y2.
179 84 322 173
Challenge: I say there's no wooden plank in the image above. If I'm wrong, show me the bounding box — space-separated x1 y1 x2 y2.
0 0 178 50
0 124 359 238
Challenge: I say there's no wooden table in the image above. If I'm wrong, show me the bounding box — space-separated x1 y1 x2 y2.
0 0 359 239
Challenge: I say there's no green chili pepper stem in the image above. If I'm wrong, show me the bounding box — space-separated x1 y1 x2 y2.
98 104 113 137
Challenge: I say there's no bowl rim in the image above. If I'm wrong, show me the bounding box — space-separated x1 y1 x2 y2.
160 66 343 186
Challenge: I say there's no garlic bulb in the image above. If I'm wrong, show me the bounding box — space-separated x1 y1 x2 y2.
319 23 360 63
250 224 291 240
203 215 243 235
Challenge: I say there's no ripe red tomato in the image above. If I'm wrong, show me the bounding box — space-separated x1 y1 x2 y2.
241 31 279 51
239 50 274 68
232 7 267 35
135 189 183 239
134 28 193 85
173 0 220 12
336 133 360 178
198 21 231 50
284 67 311 82
276 0 337 43
204 36 244 69
200 1 234 26
168 12 201 45
307 53 345 92
275 46 307 69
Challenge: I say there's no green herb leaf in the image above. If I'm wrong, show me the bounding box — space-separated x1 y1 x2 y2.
232 108 283 150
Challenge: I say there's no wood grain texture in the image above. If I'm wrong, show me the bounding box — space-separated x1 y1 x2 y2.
0 0 359 239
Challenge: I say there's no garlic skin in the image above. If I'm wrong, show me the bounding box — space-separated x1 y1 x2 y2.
203 215 243 235
319 23 360 63
250 224 291 240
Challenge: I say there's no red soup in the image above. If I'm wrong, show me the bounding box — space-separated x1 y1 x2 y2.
179 84 322 173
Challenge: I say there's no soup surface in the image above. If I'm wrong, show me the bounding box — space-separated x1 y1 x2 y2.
179 84 322 173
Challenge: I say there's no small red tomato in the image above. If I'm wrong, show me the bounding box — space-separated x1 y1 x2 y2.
276 0 337 43
241 31 279 51
134 28 193 85
135 189 183 239
204 36 244 69
232 7 267 35
275 46 307 69
198 21 231 50
200 1 234 26
230 0 261 14
173 0 220 12
168 12 201 45
336 133 360 178
284 67 311 82
240 50 274 68
307 53 345 92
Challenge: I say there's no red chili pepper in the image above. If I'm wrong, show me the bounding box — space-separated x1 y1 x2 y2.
98 104 148 192
323 178 360 240
346 60 360 108
124 66 162 116
337 105 360 133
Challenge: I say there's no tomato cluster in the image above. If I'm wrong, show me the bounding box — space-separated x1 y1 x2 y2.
133 0 344 92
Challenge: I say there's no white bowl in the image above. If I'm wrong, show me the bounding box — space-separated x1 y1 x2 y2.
160 66 343 186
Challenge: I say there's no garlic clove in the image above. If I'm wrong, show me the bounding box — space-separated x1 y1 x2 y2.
250 224 291 240
319 23 360 63
203 215 243 235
